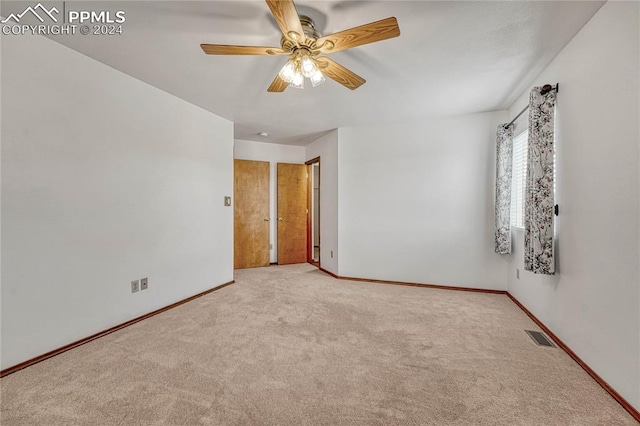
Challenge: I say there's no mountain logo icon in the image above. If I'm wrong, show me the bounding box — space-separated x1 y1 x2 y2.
1 3 59 23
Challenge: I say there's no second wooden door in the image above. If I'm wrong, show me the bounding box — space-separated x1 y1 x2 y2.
277 163 308 265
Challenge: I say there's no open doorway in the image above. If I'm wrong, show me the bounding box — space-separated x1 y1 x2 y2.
306 157 320 267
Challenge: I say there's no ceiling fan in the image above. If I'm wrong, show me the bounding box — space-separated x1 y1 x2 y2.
200 0 400 92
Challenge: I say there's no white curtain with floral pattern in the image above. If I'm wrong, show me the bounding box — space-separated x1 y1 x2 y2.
524 86 556 274
495 124 514 254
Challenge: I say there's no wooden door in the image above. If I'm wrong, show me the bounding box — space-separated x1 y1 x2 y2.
277 163 308 265
234 159 270 269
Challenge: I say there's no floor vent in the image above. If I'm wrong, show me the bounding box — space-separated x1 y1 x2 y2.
525 330 555 347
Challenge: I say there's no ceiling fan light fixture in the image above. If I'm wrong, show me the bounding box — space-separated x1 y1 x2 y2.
282 50 324 89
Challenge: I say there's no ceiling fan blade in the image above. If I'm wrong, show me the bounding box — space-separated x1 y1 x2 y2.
265 0 306 44
267 75 288 93
316 17 400 53
201 44 287 55
316 57 366 90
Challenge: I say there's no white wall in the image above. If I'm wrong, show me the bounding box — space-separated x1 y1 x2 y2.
506 1 639 409
305 130 339 275
234 140 305 263
337 112 508 290
1 34 234 369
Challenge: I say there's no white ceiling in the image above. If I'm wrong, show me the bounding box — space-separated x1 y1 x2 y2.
3 1 604 145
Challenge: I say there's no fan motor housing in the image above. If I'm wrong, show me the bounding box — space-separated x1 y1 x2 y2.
281 15 320 52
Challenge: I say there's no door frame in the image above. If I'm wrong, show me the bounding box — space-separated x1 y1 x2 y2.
305 157 320 267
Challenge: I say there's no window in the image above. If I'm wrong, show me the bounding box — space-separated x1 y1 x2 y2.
510 130 528 229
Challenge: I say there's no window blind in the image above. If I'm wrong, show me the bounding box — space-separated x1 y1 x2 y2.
510 130 528 229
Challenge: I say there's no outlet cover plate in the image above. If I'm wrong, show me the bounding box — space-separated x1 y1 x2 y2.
224 196 231 207
131 280 139 293
141 277 148 290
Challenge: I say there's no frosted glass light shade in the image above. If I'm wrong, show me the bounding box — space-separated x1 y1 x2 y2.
301 56 316 78
290 72 304 89
278 60 296 84
310 69 325 87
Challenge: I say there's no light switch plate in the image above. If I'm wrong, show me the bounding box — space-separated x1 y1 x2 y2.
141 277 148 290
224 196 231 207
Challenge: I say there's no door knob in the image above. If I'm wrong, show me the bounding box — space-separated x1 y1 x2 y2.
278 217 283 221
264 218 270 221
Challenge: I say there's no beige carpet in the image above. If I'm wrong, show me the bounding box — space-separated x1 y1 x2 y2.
1 264 636 425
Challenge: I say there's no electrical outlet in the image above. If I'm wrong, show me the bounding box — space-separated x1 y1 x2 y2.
141 277 148 290
516 269 520 279
224 196 231 207
131 280 139 293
